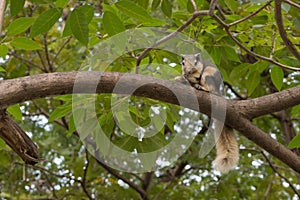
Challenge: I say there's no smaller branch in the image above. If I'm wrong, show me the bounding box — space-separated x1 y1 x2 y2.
261 151 300 198
209 0 218 16
228 0 272 27
9 52 45 72
224 28 300 71
270 31 277 59
96 159 147 198
81 149 93 200
53 36 72 64
283 0 300 9
190 0 198 11
0 0 5 35
274 0 300 61
44 34 54 72
36 50 49 72
135 10 209 73
263 177 273 200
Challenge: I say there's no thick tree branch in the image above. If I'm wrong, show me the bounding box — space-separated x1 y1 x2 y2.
0 72 300 173
0 113 39 165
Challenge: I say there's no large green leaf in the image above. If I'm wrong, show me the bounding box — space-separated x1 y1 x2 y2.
69 8 89 45
115 0 154 23
161 0 172 18
11 37 42 50
77 5 94 23
7 104 23 121
48 103 72 122
288 134 300 148
30 8 62 37
103 11 126 36
0 44 8 58
55 0 70 8
151 0 161 10
7 17 35 36
246 70 260 96
270 66 284 91
10 0 25 16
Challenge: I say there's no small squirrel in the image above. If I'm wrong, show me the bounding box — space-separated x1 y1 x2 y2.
176 53 239 174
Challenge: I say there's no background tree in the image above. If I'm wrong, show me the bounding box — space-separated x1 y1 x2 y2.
0 0 300 199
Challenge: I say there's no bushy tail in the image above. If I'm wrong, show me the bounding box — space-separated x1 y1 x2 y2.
213 124 239 174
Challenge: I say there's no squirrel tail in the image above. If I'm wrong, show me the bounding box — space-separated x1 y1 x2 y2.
213 125 239 174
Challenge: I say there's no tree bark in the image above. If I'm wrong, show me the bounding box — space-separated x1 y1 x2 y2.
0 72 299 172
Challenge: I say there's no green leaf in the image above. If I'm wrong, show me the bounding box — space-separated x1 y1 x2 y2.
288 134 300 148
30 8 62 37
0 67 6 73
0 44 8 58
48 104 72 122
115 0 154 23
7 17 35 36
271 66 284 91
10 0 25 16
62 16 72 37
69 8 89 45
247 70 260 96
151 0 161 10
55 0 70 8
7 104 23 121
222 46 240 62
161 0 172 18
137 0 150 9
11 37 42 50
224 0 238 12
77 5 94 23
103 11 126 36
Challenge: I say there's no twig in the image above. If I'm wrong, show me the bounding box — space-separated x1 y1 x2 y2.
190 0 198 11
274 0 300 61
209 0 218 16
270 31 277 59
9 52 45 71
224 27 300 71
44 34 54 72
36 50 49 72
283 0 300 9
0 0 5 35
261 151 300 198
53 36 72 63
96 159 147 198
228 0 273 27
135 10 209 73
81 149 93 200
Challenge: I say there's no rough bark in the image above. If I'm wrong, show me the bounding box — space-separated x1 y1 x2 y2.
0 113 39 165
0 72 300 172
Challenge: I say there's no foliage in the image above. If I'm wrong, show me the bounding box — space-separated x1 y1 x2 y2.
0 0 300 199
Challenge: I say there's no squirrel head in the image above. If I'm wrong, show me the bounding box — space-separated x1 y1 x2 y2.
180 53 204 75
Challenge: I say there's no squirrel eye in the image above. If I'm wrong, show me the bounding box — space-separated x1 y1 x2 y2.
180 59 185 65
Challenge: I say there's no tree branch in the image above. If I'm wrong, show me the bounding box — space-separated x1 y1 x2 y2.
228 0 273 27
0 72 300 173
261 151 300 197
0 0 5 35
135 10 209 73
283 0 300 9
274 0 300 61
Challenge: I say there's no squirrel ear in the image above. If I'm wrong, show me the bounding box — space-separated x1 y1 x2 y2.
180 55 185 65
195 53 201 61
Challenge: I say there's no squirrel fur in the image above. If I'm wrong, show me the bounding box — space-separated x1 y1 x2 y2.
177 53 239 174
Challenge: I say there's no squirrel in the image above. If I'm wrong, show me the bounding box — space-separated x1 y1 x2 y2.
176 53 239 174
